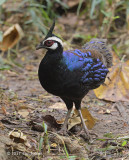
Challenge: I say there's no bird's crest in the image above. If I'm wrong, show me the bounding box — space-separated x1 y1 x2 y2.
45 20 55 39
36 20 63 50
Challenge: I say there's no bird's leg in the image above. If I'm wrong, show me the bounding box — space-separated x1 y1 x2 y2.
58 108 72 135
78 109 90 140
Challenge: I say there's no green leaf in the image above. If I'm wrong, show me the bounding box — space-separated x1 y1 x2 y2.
90 0 102 19
112 16 120 20
42 121 48 134
77 0 83 16
101 10 112 17
121 140 127 147
39 137 43 152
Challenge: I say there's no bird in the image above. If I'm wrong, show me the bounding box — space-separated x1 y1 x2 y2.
36 20 112 139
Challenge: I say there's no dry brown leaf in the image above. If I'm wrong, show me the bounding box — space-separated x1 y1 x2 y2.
106 109 111 114
0 122 5 129
56 118 65 124
68 108 97 130
68 117 81 130
9 130 31 148
6 70 18 77
51 143 57 148
94 60 129 102
25 64 34 71
18 109 29 118
98 110 105 114
67 0 83 8
76 108 97 129
49 102 67 110
0 24 24 51
9 130 27 143
1 106 8 115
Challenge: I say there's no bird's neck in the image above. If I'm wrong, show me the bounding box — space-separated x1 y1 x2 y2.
46 45 63 61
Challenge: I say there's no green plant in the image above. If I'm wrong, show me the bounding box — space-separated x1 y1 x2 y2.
38 121 50 156
21 0 68 35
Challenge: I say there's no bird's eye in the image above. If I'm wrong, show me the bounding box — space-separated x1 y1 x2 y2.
44 40 54 47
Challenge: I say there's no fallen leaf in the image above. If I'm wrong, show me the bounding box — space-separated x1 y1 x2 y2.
18 109 29 118
98 110 105 114
77 108 97 129
67 0 82 8
68 117 81 130
94 60 129 102
1 106 8 115
49 102 67 110
0 122 5 129
56 118 65 124
43 115 61 129
68 108 97 130
25 64 34 71
51 143 57 148
106 109 111 114
9 130 27 143
9 130 31 147
29 115 61 132
0 24 24 51
6 70 18 77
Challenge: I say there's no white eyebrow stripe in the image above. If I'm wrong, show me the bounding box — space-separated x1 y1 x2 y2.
44 37 63 46
48 43 58 50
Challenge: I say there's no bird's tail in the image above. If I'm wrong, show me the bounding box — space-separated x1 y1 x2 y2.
82 38 112 68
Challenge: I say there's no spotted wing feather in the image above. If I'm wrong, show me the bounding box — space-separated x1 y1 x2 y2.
63 49 109 90
82 38 112 68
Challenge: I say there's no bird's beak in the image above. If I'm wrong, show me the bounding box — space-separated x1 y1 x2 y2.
36 43 45 50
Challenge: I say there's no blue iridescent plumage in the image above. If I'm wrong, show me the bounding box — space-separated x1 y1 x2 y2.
63 49 94 72
62 48 109 89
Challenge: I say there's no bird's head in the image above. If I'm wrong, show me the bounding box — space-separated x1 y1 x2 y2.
36 20 63 51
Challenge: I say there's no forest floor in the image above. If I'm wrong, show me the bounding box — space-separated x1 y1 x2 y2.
0 47 129 160
0 3 129 158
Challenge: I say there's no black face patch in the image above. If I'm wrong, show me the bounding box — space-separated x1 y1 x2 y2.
44 40 54 47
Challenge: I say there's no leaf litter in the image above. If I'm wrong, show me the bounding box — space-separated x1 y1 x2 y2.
0 5 129 160
0 51 129 160
94 54 129 102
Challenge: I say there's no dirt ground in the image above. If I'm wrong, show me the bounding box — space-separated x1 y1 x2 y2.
0 48 129 160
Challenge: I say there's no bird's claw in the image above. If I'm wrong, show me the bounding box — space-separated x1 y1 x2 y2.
57 128 68 136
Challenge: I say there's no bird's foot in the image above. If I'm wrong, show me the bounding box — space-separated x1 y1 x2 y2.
57 128 68 136
77 130 98 142
76 130 90 141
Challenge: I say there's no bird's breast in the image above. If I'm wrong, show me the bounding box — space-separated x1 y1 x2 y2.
38 58 85 98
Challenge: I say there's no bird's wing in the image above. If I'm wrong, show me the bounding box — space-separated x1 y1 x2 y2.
63 49 109 89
